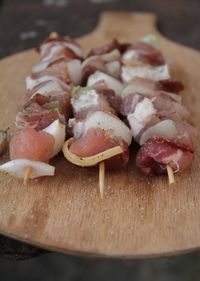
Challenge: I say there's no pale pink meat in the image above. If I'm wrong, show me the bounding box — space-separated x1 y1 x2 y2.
120 76 197 175
136 137 194 175
123 42 166 66
70 128 129 169
10 127 55 162
16 103 60 131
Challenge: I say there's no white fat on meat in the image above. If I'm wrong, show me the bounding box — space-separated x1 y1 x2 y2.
42 45 65 62
67 59 82 85
81 55 98 68
72 111 132 145
162 149 183 172
31 80 64 98
122 84 154 98
127 98 157 138
41 41 84 60
26 75 61 90
139 119 178 145
121 64 170 83
43 119 66 157
122 50 140 62
71 89 99 113
0 159 55 179
87 71 123 96
40 41 83 63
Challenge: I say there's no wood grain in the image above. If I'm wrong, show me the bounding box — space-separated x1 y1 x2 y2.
0 12 200 258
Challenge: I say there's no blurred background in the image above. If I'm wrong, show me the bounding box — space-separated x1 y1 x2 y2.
0 0 200 280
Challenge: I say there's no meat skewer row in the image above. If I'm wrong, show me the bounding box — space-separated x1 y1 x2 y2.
120 77 198 182
81 40 125 113
81 39 123 85
62 86 132 197
81 40 133 191
82 36 170 114
0 33 84 183
121 35 170 83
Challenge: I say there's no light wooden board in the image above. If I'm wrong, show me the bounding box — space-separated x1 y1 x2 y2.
0 12 200 258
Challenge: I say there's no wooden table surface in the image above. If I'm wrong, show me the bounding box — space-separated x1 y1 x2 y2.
0 0 199 259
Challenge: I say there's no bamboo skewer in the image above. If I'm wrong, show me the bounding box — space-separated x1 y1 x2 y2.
99 161 105 198
167 165 175 185
23 167 32 186
49 32 59 39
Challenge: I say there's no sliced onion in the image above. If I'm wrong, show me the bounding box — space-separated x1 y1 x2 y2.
64 42 84 58
122 50 139 62
0 159 55 179
43 119 66 157
32 55 66 74
121 64 170 83
106 61 121 78
32 61 50 73
40 42 51 58
73 111 132 145
31 80 64 98
122 85 182 104
81 55 98 69
67 59 82 85
62 138 123 167
122 84 154 98
101 49 121 62
41 41 84 59
164 92 182 103
139 119 177 145
42 45 65 62
26 75 57 90
128 98 157 138
87 71 123 96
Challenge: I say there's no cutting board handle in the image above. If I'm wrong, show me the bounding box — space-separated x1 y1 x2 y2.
96 11 157 34
79 12 159 51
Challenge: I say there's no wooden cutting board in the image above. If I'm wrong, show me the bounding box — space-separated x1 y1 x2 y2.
0 12 200 258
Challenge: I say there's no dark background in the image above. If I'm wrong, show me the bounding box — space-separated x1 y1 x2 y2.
0 0 200 280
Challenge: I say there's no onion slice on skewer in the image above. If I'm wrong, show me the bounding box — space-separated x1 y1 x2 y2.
62 138 124 167
0 159 55 179
43 119 65 157
63 138 124 197
87 71 123 96
121 64 170 83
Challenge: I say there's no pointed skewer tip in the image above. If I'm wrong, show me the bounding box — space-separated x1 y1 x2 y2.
167 165 175 185
23 167 32 186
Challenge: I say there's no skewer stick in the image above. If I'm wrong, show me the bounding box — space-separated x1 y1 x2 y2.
166 165 175 185
23 167 32 186
99 161 105 198
49 32 59 39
